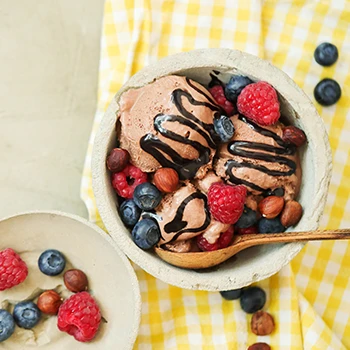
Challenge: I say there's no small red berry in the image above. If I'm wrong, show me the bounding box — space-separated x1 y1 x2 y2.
57 291 101 342
236 225 258 235
208 183 247 224
196 235 219 251
111 164 148 199
0 248 28 291
237 81 280 126
218 226 234 248
197 226 234 251
209 85 235 116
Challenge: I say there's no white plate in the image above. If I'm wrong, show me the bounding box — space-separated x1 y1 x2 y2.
0 211 141 349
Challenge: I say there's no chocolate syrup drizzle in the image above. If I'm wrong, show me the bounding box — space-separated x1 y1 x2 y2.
140 78 222 180
225 116 297 193
163 191 210 243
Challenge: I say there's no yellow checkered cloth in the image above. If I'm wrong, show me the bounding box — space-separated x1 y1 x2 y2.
81 1 350 348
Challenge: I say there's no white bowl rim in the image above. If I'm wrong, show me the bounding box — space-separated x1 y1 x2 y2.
0 210 141 349
92 48 332 291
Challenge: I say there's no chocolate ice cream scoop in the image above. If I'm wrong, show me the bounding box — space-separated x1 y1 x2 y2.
215 115 301 200
156 183 210 245
118 75 221 180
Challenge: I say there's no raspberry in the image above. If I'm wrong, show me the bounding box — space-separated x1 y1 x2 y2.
57 291 101 342
111 164 147 199
197 234 219 251
218 226 234 248
237 81 280 126
197 226 234 251
209 85 235 116
0 248 28 291
236 225 258 235
208 183 247 224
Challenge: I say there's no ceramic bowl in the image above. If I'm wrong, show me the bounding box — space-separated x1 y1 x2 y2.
92 48 331 291
0 211 141 349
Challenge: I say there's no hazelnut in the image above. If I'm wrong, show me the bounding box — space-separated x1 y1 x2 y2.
251 310 275 335
280 200 303 227
282 126 307 147
153 168 179 193
258 196 284 219
37 290 63 314
248 343 271 350
64 269 88 293
106 148 130 172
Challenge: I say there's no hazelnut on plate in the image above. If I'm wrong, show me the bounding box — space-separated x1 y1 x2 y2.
64 269 88 293
37 290 63 314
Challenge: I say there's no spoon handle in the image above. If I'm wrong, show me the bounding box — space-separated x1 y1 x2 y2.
236 228 350 248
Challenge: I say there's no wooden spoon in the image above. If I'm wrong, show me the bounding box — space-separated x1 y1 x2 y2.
155 229 350 269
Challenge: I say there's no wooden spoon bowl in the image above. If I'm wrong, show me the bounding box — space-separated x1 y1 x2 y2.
155 229 350 269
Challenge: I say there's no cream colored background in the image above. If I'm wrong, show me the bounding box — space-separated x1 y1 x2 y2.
0 0 104 218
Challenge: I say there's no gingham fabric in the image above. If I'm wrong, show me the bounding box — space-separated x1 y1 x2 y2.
81 1 350 348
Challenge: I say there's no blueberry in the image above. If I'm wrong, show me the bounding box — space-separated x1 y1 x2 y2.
214 115 235 142
13 301 41 329
38 249 66 276
119 199 141 227
314 42 338 66
266 187 285 197
0 310 15 342
220 288 243 300
133 183 162 210
225 75 253 103
235 206 258 229
258 217 285 233
314 78 341 106
141 211 162 221
132 218 161 250
240 286 266 313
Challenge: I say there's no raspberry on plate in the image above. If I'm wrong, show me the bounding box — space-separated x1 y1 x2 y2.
57 291 101 342
237 81 280 126
208 183 247 224
111 164 148 199
209 85 235 116
197 226 234 251
0 248 28 291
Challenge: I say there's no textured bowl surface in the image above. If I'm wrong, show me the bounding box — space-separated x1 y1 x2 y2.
92 48 332 291
0 211 141 349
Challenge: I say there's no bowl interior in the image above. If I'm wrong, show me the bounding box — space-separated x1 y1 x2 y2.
92 49 331 291
0 212 140 349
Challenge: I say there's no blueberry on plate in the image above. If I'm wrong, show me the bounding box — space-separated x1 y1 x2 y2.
314 42 338 66
119 199 141 227
38 249 66 276
225 75 253 103
235 206 258 229
258 217 285 234
13 301 41 329
314 78 341 106
132 218 161 250
133 183 162 211
214 115 235 142
240 286 266 313
220 288 243 300
0 310 15 342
